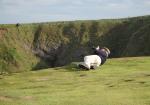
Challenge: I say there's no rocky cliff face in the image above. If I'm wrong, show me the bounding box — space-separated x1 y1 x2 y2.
0 15 150 73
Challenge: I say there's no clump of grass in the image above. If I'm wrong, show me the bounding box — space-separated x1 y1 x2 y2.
0 44 19 74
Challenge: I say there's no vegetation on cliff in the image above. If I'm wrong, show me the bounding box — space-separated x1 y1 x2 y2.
0 15 150 73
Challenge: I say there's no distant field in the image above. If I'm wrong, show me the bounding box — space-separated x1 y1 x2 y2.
0 57 150 105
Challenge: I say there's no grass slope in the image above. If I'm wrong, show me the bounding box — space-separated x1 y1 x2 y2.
0 57 150 105
1 15 150 73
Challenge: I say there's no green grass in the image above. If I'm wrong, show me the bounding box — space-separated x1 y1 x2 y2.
0 57 150 105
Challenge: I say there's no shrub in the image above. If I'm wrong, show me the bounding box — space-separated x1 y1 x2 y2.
0 45 19 74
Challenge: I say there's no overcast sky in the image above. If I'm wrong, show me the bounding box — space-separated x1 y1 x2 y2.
0 0 150 24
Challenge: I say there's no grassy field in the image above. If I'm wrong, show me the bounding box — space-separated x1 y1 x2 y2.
0 57 150 105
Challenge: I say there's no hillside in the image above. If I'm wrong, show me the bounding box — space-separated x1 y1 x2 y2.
0 15 150 73
0 57 150 105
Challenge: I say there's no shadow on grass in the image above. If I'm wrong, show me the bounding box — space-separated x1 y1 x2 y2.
53 63 89 72
123 79 135 82
31 57 89 72
32 60 51 71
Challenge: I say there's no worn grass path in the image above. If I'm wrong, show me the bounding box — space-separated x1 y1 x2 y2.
0 57 150 105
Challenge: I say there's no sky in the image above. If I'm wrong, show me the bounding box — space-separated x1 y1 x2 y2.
0 0 150 24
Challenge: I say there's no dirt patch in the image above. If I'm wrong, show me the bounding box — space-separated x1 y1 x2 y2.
0 96 12 101
29 77 50 82
134 73 150 78
0 95 35 101
21 96 34 100
0 28 7 39
35 77 49 81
